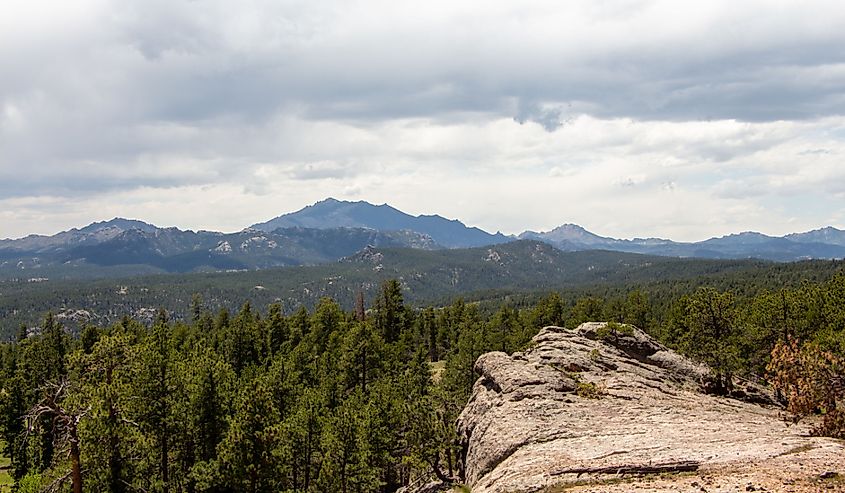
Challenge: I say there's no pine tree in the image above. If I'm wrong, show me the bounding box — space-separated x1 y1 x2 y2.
190 294 204 324
310 298 346 354
71 331 137 492
418 307 439 361
216 375 282 493
402 351 456 485
224 303 260 374
677 288 738 394
375 280 408 343
318 391 380 493
266 303 289 357
488 305 521 353
134 313 176 490
25 379 84 493
279 389 323 491
623 289 650 329
340 321 384 394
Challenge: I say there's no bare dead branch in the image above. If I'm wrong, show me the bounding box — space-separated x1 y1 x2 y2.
550 460 700 478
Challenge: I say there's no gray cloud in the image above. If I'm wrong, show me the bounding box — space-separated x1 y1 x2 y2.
2 0 845 238
513 101 572 132
6 1 845 131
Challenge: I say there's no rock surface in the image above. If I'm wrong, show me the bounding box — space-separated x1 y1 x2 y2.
456 323 845 493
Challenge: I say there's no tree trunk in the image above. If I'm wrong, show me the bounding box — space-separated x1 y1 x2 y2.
70 428 83 493
161 431 169 487
362 348 368 394
428 455 454 484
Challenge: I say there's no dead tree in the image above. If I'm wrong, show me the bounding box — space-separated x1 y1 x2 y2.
26 379 89 493
551 460 700 478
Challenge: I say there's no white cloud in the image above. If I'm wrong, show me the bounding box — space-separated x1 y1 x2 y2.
2 114 844 241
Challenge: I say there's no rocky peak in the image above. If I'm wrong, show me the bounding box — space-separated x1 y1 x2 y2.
453 323 845 493
342 245 383 264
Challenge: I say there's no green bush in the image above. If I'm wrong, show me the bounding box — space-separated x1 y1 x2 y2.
16 473 41 493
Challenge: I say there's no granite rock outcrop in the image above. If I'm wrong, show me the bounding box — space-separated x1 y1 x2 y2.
455 323 845 493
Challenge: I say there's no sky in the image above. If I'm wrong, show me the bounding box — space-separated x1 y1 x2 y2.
2 0 845 242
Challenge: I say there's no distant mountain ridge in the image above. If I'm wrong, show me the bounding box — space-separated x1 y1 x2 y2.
1 199 844 280
520 225 845 262
0 218 159 252
0 217 440 278
785 226 845 247
251 198 510 248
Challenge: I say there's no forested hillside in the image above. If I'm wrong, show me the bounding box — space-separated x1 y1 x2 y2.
1 272 845 491
2 240 843 340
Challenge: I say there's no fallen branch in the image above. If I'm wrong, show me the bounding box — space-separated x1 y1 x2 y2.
550 460 700 478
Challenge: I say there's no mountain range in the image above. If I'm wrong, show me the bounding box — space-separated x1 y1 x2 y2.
1 198 844 280
520 224 845 262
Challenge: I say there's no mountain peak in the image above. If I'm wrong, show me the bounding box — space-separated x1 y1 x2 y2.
251 198 508 248
785 226 845 247
535 223 611 246
550 223 591 234
701 231 776 246
79 217 158 234
312 197 346 206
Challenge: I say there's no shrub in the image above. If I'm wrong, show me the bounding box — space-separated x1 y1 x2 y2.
768 338 845 438
576 381 606 399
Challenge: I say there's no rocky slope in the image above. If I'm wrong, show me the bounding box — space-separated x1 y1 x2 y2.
456 323 845 493
0 221 440 277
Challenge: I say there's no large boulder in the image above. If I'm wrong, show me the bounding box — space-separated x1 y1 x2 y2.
456 323 845 493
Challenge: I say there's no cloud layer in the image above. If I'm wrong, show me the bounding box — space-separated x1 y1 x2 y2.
2 0 845 240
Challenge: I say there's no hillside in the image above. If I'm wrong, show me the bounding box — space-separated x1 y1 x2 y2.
4 240 844 338
5 253 845 492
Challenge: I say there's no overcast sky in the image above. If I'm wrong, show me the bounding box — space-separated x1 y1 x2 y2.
2 0 845 241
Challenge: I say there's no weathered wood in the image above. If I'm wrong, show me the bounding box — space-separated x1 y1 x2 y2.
551 460 700 478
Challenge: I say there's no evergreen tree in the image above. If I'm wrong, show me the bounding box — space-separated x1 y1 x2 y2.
487 305 521 353
224 303 260 374
339 321 383 394
418 307 439 361
374 280 408 343
526 293 565 328
623 289 650 329
570 296 604 327
190 294 204 324
279 389 323 491
318 391 380 493
266 303 289 357
310 298 346 354
71 331 137 493
216 376 282 493
134 313 176 490
675 288 739 393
